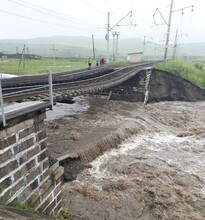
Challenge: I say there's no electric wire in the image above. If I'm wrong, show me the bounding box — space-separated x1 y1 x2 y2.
80 0 106 16
7 0 97 27
0 8 97 31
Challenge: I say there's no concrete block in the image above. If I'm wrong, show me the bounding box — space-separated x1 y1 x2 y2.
13 137 34 154
40 140 47 150
41 181 54 202
39 179 52 197
43 199 56 215
26 166 41 183
38 194 52 212
0 135 16 150
27 191 40 205
38 151 47 163
19 126 35 140
0 177 12 195
13 166 27 182
1 179 25 203
53 166 64 181
36 129 47 142
0 160 18 178
26 146 39 160
26 159 36 172
0 149 13 164
55 191 62 204
54 183 62 198
43 159 49 171
49 161 59 173
40 169 50 183
34 113 46 125
0 119 34 138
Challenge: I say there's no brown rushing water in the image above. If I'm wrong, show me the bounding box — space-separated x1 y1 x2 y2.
47 98 205 219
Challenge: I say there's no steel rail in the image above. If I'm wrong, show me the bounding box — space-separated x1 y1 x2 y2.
3 63 155 102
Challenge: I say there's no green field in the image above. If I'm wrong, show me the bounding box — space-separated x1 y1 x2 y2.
157 60 205 89
0 58 88 75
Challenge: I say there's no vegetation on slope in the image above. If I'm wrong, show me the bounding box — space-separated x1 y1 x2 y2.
157 60 205 88
0 58 88 75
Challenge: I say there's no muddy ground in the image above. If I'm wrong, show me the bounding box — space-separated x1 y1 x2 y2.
45 97 205 220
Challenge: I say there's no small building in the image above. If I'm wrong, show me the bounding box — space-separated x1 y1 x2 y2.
0 56 8 62
127 52 143 63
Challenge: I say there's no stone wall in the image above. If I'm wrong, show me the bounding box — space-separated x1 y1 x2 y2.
103 70 146 102
0 108 64 216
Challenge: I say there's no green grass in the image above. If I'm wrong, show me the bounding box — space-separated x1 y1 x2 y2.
0 58 88 76
157 60 205 88
9 200 36 211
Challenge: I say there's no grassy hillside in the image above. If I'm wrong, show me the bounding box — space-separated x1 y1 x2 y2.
0 36 205 59
157 61 205 88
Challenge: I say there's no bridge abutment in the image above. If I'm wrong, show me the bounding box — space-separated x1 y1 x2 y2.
0 102 64 216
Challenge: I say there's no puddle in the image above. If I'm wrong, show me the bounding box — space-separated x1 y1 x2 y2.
45 96 90 121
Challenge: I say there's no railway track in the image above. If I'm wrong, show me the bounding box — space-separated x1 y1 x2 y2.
2 63 155 103
2 66 113 89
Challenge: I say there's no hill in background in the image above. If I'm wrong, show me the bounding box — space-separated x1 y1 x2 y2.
0 36 204 60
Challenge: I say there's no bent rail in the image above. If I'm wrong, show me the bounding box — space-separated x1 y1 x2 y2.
3 63 155 102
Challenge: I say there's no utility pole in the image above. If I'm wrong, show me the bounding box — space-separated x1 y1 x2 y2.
163 1 193 63
115 32 120 61
18 44 26 74
106 12 110 63
50 44 57 72
112 32 116 62
172 28 178 60
26 46 29 61
164 0 174 63
106 11 133 63
143 36 146 60
112 31 120 62
16 47 18 58
23 44 26 70
143 36 152 60
154 2 193 63
155 44 157 58
92 34 95 60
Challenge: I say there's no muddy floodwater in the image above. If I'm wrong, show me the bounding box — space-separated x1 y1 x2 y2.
46 98 205 219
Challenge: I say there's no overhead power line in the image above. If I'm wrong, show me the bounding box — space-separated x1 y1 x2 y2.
0 8 96 31
7 0 97 27
153 0 194 63
80 0 106 16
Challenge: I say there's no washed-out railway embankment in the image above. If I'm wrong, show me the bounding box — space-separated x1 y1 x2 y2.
2 63 205 105
1 63 154 103
1 63 205 219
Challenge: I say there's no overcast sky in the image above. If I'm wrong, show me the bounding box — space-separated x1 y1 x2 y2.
0 0 204 44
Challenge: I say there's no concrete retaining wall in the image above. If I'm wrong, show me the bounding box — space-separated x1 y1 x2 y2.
0 108 64 216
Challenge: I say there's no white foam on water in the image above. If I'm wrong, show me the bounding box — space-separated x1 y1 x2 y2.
75 132 205 190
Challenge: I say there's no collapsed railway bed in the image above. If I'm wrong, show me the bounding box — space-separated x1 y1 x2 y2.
2 63 154 103
2 61 205 104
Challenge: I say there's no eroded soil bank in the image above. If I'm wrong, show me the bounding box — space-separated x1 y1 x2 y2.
45 97 205 220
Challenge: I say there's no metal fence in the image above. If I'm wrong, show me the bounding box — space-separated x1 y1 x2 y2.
0 72 53 127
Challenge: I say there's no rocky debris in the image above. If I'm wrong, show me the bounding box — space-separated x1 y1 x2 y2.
60 158 92 182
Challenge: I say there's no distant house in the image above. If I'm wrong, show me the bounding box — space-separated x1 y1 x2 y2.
127 52 143 63
0 56 7 62
16 53 42 60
